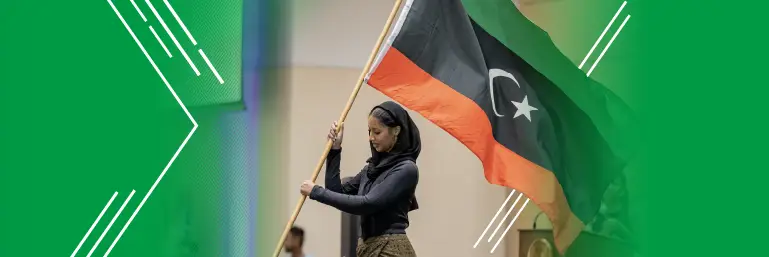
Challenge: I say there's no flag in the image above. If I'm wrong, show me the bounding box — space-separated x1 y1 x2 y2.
365 0 636 253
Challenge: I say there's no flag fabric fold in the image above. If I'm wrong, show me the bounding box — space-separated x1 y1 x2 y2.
365 0 635 254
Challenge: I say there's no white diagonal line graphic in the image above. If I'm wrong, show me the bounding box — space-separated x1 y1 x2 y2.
105 1 198 256
473 190 516 248
108 0 170 87
162 0 224 85
149 25 172 58
586 14 630 77
144 0 200 76
130 0 147 22
86 190 135 257
491 199 530 254
578 1 627 69
70 192 118 257
487 192 523 242
198 49 224 84
163 0 197 45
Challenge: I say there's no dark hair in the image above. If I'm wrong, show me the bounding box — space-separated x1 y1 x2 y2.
370 107 398 128
289 226 305 246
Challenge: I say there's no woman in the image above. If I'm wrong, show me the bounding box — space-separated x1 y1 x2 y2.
299 101 421 257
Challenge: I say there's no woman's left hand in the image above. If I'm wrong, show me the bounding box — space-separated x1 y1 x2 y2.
300 180 316 196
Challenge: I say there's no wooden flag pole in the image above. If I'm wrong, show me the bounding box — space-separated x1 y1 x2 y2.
270 1 404 256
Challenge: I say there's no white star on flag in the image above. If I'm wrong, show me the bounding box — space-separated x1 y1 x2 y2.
511 95 538 121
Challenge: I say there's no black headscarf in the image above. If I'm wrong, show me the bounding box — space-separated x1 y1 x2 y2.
365 101 421 211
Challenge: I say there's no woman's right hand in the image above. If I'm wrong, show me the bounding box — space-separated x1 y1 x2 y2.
328 121 344 149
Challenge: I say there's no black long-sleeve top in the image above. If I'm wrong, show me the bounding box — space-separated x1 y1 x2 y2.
309 148 418 239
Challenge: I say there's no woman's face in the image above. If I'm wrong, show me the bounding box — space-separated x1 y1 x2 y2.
368 115 399 152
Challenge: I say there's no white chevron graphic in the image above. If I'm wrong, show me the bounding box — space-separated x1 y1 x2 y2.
65 1 199 256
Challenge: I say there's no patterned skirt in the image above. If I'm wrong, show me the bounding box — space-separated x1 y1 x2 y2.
356 234 416 257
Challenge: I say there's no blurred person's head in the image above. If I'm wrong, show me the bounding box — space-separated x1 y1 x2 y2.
527 238 554 257
284 226 305 254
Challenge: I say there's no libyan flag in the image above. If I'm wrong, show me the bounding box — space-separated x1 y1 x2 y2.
365 0 637 254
